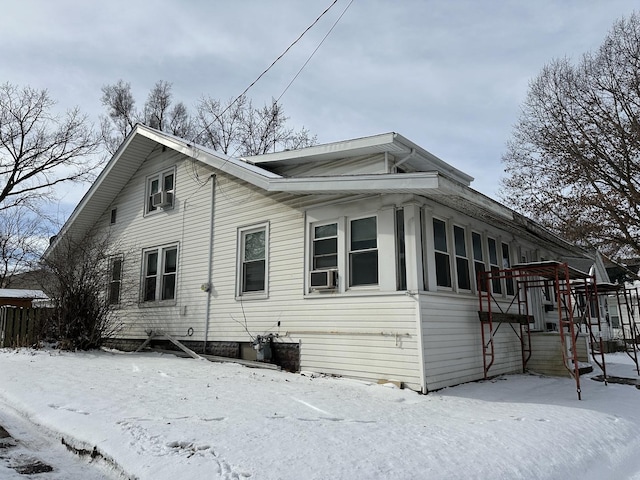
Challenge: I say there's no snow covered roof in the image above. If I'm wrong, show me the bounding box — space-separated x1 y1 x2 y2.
0 289 48 299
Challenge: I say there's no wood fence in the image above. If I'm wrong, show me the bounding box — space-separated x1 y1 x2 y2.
0 306 52 348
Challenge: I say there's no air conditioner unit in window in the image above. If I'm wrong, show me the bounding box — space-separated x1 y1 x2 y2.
310 269 338 291
152 190 173 208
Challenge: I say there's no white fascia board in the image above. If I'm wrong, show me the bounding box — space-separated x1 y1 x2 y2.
246 132 400 164
138 127 280 190
266 172 441 193
435 175 514 220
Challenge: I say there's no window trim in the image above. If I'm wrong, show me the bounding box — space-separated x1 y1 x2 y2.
348 215 379 288
107 254 124 306
471 231 486 292
145 167 176 215
453 224 471 291
432 217 452 290
140 243 179 306
236 222 269 300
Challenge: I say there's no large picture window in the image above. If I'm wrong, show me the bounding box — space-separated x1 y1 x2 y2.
349 216 378 286
433 218 451 288
142 245 178 303
238 223 269 297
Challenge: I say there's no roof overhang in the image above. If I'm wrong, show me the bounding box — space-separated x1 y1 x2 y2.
244 132 474 186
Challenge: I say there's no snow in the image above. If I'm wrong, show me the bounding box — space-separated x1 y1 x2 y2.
0 348 639 479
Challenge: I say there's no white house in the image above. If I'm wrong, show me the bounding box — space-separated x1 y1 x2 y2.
47 124 608 393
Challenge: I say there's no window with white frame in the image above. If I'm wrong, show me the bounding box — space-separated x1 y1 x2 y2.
487 237 502 294
312 223 338 270
502 242 515 295
108 254 123 305
472 232 486 291
453 225 470 290
142 245 178 303
349 216 378 286
433 218 451 288
238 223 268 296
146 168 175 214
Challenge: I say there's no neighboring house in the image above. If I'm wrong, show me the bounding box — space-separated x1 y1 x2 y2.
0 289 49 308
46 124 608 393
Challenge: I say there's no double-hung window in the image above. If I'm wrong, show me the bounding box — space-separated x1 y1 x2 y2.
502 242 515 295
146 168 175 214
472 232 486 291
108 255 123 305
312 223 338 270
238 223 269 297
488 237 502 294
143 245 178 303
349 216 378 286
454 225 471 290
433 218 451 288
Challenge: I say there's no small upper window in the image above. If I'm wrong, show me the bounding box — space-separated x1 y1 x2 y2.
146 168 175 214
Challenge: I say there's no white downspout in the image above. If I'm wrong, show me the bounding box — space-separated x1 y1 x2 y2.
204 174 217 350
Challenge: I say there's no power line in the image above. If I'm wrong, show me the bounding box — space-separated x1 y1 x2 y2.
276 0 354 103
193 0 340 143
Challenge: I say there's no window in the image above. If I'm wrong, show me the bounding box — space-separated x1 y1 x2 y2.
146 168 175 214
487 237 501 294
349 216 378 286
110 208 117 225
502 243 514 295
396 208 407 291
108 255 123 305
433 218 451 288
312 223 338 270
142 245 178 303
472 232 486 291
238 224 268 296
453 225 470 290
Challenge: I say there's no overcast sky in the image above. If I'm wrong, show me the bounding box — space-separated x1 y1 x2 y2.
2 0 638 216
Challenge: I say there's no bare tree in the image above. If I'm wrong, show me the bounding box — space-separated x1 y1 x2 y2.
101 80 194 154
501 13 640 259
100 79 137 154
41 229 125 350
0 206 46 286
0 83 100 211
196 95 317 156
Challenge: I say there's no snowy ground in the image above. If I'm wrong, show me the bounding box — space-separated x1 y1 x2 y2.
0 348 639 480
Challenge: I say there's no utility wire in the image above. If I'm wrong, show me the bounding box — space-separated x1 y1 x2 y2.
193 0 340 143
276 0 354 103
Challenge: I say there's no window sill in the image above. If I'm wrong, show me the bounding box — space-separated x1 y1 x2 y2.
138 300 177 308
235 293 268 301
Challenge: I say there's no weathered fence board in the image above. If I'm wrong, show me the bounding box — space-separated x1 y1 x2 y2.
0 307 51 347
